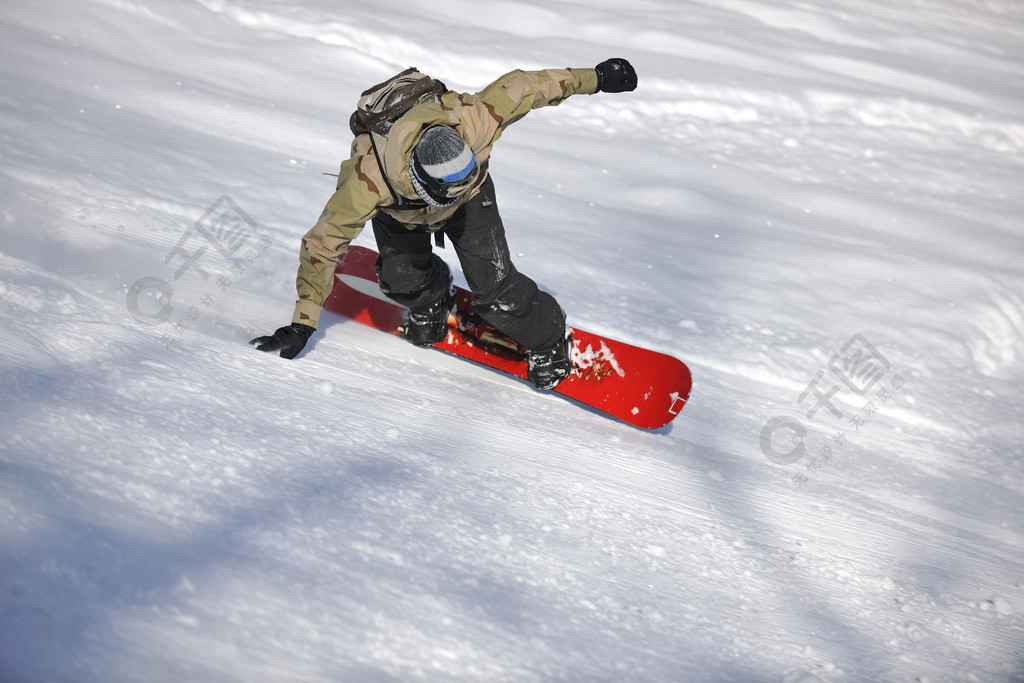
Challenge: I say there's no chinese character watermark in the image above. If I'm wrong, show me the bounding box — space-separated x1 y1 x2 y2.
829 334 890 395
126 195 271 346
759 334 908 487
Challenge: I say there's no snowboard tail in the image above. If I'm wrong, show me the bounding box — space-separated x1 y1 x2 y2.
323 246 692 429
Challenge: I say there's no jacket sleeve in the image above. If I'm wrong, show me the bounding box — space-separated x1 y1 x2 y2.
460 68 600 150
292 151 387 328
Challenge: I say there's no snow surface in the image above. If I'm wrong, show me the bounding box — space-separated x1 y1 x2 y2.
2 0 1023 680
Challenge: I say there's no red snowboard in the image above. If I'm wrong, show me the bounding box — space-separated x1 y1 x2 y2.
323 246 692 429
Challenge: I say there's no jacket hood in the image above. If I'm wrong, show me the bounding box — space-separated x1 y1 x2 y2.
380 102 461 201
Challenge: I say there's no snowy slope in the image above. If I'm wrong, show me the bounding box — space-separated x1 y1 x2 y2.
2 0 1023 681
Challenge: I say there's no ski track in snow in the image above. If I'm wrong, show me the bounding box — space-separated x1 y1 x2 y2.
2 0 1023 681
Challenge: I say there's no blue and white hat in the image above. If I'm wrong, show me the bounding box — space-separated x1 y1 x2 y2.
410 126 476 206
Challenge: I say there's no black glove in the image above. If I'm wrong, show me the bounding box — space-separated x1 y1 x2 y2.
594 58 638 93
250 323 315 359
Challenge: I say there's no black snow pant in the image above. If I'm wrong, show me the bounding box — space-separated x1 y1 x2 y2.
371 175 565 352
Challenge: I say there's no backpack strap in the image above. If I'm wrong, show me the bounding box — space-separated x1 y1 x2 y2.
359 128 394 206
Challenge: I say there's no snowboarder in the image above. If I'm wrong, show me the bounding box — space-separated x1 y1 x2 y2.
251 59 638 389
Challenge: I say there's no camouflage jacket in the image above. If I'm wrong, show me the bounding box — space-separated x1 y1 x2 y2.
292 67 600 328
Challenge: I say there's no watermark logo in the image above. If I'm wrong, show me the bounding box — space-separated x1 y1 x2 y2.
759 416 808 465
760 334 907 487
194 195 259 259
126 195 271 347
829 334 890 395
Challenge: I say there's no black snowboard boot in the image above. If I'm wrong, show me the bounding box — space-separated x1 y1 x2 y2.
527 329 574 390
404 287 455 346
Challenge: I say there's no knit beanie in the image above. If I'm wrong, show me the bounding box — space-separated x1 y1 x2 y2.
410 126 476 206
